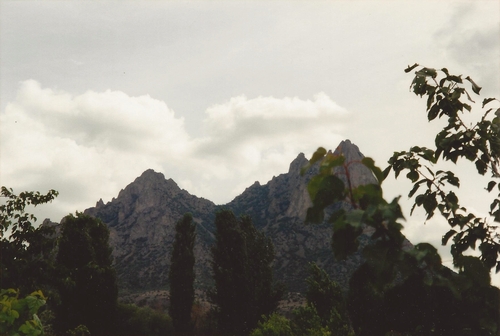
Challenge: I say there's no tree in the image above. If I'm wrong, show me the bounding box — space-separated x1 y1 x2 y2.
169 213 196 334
211 209 283 335
386 63 500 272
301 65 500 335
250 263 354 336
305 263 351 335
54 212 118 336
0 187 59 295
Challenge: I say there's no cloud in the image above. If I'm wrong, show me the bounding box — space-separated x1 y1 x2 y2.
187 93 350 198
1 81 350 219
433 3 500 94
196 93 348 166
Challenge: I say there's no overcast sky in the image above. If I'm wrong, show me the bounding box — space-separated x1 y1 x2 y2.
1 0 499 285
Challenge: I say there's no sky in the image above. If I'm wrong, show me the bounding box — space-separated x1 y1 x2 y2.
1 0 499 285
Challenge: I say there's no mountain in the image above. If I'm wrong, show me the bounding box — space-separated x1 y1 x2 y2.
84 140 379 295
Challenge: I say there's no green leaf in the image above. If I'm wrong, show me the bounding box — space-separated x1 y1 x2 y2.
331 224 361 260
361 157 384 184
447 75 463 84
465 76 482 95
427 104 440 121
408 182 421 198
406 170 419 183
301 147 327 175
345 209 365 228
442 229 457 245
482 97 497 108
404 63 419 73
423 193 438 219
475 159 488 175
486 181 497 192
416 67 437 78
320 154 345 173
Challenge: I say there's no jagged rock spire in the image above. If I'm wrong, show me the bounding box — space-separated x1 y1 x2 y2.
332 139 378 189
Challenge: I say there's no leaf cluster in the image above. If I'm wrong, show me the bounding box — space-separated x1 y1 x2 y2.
0 288 46 336
303 138 498 333
385 65 500 272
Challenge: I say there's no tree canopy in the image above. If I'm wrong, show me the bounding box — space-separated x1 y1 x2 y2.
302 64 500 335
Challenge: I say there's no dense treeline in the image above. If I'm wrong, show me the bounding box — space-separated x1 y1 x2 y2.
0 188 174 336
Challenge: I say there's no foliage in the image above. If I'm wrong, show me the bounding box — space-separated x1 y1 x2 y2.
0 288 46 336
250 313 293 336
250 263 354 336
211 209 284 335
114 303 173 336
305 263 352 335
169 212 196 334
65 325 90 336
301 65 500 335
0 187 59 296
0 186 58 238
53 213 118 336
250 306 354 336
386 63 500 272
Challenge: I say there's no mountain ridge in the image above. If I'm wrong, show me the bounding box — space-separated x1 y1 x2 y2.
84 140 377 294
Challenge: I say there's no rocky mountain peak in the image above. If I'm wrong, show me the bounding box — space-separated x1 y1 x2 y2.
288 152 308 174
332 139 378 189
84 140 382 293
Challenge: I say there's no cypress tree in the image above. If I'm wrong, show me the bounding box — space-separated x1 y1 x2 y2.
169 213 196 334
211 210 283 335
54 213 118 335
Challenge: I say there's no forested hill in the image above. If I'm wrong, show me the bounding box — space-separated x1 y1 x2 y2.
84 140 379 294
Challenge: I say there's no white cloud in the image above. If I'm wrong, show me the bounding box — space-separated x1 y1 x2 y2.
0 81 349 219
184 93 349 200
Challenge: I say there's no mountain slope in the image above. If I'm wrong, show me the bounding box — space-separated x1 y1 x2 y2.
84 140 379 293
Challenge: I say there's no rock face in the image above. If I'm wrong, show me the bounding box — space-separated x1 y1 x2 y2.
85 170 217 290
84 140 379 294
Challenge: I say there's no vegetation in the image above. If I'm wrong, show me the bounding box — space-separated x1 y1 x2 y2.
389 63 500 271
211 209 284 335
0 187 59 296
169 213 196 334
114 303 173 336
0 288 46 336
54 213 118 335
302 65 500 335
250 263 353 336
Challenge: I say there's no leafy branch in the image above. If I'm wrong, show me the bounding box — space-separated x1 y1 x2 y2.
385 64 500 272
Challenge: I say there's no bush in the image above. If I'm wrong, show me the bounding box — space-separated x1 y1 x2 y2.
250 313 293 336
0 288 46 336
114 303 173 336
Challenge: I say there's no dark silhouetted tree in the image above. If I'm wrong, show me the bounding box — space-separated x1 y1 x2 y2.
169 213 196 334
54 212 118 336
211 209 283 335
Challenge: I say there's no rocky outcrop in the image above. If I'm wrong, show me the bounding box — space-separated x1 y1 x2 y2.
84 140 380 294
226 140 378 291
85 169 217 291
